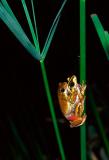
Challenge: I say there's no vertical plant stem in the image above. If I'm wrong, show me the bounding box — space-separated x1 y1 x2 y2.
28 2 66 158
89 90 109 157
40 61 66 160
80 0 86 160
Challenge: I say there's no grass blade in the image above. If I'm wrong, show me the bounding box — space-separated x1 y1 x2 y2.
1 0 17 21
41 0 67 60
21 0 40 52
91 14 109 60
30 0 40 55
1 0 28 38
0 3 41 60
30 0 39 42
41 15 60 61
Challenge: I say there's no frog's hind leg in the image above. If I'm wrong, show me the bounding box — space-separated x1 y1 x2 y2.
69 114 87 128
69 117 83 127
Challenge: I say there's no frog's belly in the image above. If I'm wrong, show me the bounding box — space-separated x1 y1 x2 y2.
59 99 73 115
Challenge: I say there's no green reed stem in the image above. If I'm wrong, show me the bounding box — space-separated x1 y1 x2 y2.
29 1 66 158
80 0 86 160
40 61 66 160
89 90 109 157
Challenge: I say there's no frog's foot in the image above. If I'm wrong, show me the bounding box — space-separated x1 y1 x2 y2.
69 114 87 128
81 84 86 95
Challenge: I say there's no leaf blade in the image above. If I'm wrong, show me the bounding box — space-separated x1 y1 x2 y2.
0 3 41 61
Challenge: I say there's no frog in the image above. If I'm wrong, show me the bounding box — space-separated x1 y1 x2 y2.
58 75 86 128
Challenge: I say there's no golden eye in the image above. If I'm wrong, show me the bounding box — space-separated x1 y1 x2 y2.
60 88 65 93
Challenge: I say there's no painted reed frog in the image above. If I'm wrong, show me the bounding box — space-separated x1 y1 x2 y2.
58 75 86 127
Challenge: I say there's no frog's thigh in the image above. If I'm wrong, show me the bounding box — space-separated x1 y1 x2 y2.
69 117 82 127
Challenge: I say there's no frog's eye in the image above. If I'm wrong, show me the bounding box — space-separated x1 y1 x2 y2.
69 82 74 88
60 88 65 92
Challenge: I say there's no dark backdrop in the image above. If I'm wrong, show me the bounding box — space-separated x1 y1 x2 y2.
1 0 109 159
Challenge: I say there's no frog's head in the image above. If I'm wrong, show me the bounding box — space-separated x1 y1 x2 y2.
58 82 71 98
58 82 68 94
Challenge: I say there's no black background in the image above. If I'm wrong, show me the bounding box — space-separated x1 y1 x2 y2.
1 0 109 159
